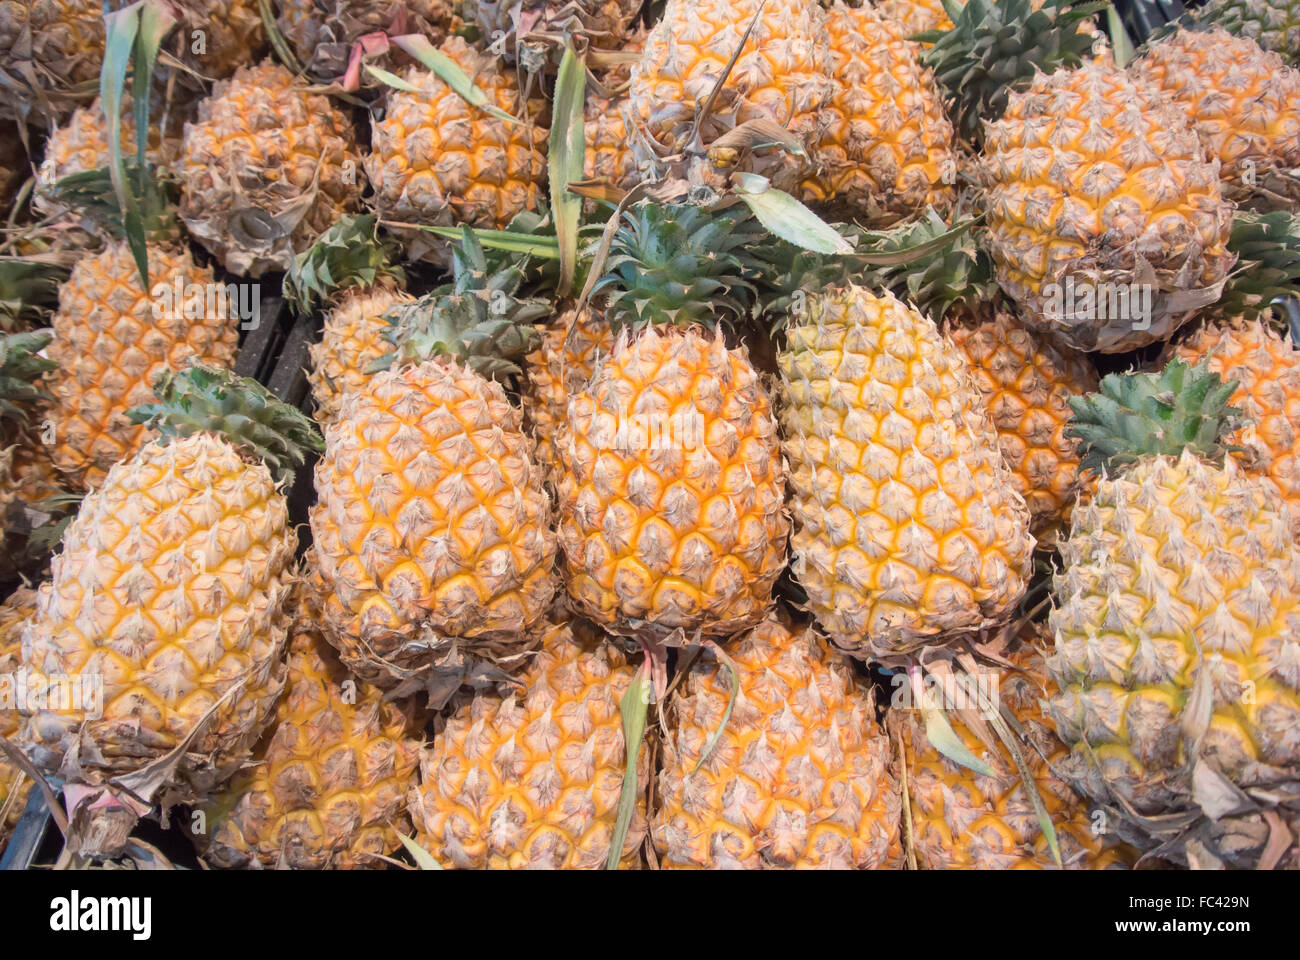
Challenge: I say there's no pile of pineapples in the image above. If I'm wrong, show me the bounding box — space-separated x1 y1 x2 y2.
0 0 1298 872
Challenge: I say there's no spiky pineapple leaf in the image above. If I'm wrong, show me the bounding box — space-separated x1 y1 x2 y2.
397 834 444 870
1211 210 1300 325
101 0 178 289
369 227 547 379
606 665 650 872
0 330 54 425
0 258 70 332
386 34 519 125
129 362 324 484
731 174 853 255
549 46 586 297
1066 358 1245 474
284 214 404 316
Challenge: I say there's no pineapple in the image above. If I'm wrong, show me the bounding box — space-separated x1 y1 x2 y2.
275 0 454 80
0 0 103 122
409 605 646 869
471 0 643 60
800 1 956 226
557 202 787 639
194 589 424 870
285 215 414 425
654 611 901 869
1175 318 1300 536
44 227 240 490
1193 0 1300 64
1131 26 1300 205
858 214 1099 542
0 585 38 853
1045 360 1300 869
893 625 1129 869
366 36 548 265
522 304 614 481
20 365 319 813
34 94 189 220
981 61 1236 353
308 234 555 697
178 61 365 277
878 0 955 35
625 0 834 192
776 285 1034 659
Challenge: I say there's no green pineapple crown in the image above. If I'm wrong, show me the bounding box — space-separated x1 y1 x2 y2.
0 330 55 429
48 161 182 247
920 0 1107 145
283 215 407 317
1210 210 1300 325
369 227 549 381
129 362 325 484
1182 0 1300 64
592 202 764 330
1065 358 1246 476
0 259 70 333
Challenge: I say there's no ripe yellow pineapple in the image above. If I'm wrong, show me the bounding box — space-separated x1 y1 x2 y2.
557 202 785 639
800 1 956 226
625 0 834 191
893 627 1129 869
654 611 901 869
1 586 37 852
275 0 454 79
1132 26 1300 204
878 0 955 35
1175 319 1300 535
410 606 646 869
1046 360 1300 868
44 241 239 490
777 285 1034 660
947 311 1097 542
522 305 613 480
286 215 414 424
20 366 319 805
981 61 1236 352
179 61 365 277
366 36 548 265
195 590 424 870
309 360 557 694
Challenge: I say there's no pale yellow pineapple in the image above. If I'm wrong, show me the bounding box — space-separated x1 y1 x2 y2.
1132 26 1300 203
20 368 309 797
981 61 1235 352
366 36 548 264
801 1 956 226
1046 361 1300 868
777 286 1034 659
410 606 646 869
195 590 424 870
654 611 901 869
179 61 365 277
583 96 638 193
43 241 239 490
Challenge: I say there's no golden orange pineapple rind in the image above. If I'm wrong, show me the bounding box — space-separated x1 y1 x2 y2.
654 611 902 869
196 590 424 870
411 606 647 869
